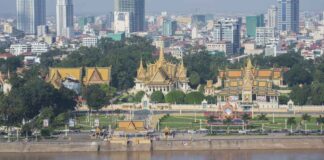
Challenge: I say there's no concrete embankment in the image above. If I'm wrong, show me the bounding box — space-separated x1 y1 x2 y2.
1 137 324 153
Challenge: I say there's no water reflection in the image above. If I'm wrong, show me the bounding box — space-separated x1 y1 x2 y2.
1 150 324 160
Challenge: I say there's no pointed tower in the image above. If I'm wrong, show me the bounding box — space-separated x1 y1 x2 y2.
242 58 254 103
157 47 166 67
137 58 146 80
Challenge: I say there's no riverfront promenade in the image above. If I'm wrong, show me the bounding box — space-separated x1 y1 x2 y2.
0 135 324 153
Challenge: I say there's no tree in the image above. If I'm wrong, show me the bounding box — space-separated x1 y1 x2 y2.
223 117 233 134
257 113 269 121
284 65 313 87
150 91 165 103
279 95 289 105
290 85 311 105
242 113 251 123
205 95 217 104
184 92 205 104
134 91 145 102
301 113 311 124
84 84 109 110
287 117 297 133
165 90 185 104
189 71 200 88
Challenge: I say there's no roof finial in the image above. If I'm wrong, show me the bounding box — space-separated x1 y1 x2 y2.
159 47 165 62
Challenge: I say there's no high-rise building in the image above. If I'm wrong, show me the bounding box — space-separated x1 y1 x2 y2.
162 19 177 36
114 12 131 34
267 5 278 28
246 14 264 38
114 0 145 33
56 0 74 38
213 18 241 54
256 27 276 46
16 0 46 35
277 0 299 33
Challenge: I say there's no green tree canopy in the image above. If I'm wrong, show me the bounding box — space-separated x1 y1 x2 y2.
165 90 185 104
84 84 109 110
184 92 205 104
150 91 165 103
189 71 200 89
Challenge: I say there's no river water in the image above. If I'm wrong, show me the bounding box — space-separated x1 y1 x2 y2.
1 150 324 160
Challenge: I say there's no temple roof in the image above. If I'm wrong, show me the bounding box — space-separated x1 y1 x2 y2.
115 121 147 133
136 48 188 85
83 67 112 85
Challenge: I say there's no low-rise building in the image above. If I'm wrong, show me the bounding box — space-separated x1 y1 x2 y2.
256 27 276 46
206 41 233 55
82 37 98 47
10 44 31 56
31 42 49 55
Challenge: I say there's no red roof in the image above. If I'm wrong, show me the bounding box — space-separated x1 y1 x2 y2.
0 53 14 59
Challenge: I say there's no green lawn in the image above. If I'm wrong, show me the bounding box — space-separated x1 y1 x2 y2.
251 117 322 130
159 116 208 130
75 114 125 130
159 115 323 131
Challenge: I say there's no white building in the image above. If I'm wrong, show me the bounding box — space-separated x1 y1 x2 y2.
206 41 233 55
265 44 278 57
82 37 98 47
256 27 276 46
56 0 74 38
266 5 277 28
166 46 184 59
212 18 241 54
10 44 31 56
31 42 49 55
114 12 130 34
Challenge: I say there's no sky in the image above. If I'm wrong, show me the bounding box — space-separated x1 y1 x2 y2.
0 0 323 16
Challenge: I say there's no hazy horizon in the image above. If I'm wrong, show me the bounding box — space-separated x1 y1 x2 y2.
0 0 323 16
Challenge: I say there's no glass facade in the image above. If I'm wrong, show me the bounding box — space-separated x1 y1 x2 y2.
114 0 145 32
16 0 46 35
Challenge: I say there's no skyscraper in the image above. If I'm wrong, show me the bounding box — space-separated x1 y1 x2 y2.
267 5 278 28
114 0 145 33
246 14 265 38
162 19 177 36
56 0 74 38
277 0 299 33
213 18 241 54
16 0 46 35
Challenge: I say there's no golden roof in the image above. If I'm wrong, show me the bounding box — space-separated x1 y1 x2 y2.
115 121 146 133
47 68 82 88
227 71 242 78
136 48 188 85
83 67 111 85
257 70 272 77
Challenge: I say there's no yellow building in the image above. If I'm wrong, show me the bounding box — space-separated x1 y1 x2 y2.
134 48 190 95
47 68 82 89
83 67 112 85
114 121 148 136
47 67 112 89
216 59 283 110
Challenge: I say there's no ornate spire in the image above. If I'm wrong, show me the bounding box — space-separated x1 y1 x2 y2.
139 58 144 70
246 58 253 70
158 47 165 63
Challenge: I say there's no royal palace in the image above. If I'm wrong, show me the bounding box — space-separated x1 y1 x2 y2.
133 48 190 95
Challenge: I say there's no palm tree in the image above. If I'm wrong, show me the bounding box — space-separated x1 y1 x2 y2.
257 113 269 121
287 117 297 133
301 113 311 131
223 117 233 134
242 113 251 123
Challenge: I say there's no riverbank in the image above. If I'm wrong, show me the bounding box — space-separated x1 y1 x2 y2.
0 136 324 153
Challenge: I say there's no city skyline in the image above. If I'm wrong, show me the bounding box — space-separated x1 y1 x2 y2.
1 0 324 16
